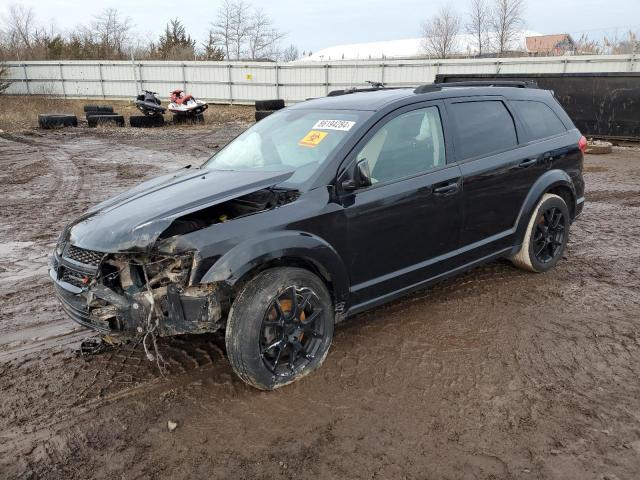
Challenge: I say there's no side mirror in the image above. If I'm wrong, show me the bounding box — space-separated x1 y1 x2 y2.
355 158 372 187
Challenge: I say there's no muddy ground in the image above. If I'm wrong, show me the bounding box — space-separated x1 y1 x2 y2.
0 121 639 480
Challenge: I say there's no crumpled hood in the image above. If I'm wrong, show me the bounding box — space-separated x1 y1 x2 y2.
67 167 293 253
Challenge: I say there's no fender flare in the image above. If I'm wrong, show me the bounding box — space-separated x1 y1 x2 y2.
513 169 576 246
199 231 350 307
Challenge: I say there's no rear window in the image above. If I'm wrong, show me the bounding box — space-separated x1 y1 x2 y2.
449 100 518 160
512 100 566 140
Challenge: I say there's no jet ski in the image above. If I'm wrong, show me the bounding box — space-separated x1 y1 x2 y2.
168 89 208 117
135 90 166 116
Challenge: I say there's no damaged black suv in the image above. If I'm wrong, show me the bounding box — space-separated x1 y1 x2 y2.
51 82 585 389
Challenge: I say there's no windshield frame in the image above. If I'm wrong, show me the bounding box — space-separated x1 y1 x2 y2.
201 107 374 191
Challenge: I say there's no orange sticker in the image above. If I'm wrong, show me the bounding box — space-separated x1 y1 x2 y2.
298 130 328 148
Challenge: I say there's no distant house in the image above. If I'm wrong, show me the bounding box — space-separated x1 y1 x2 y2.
526 34 576 56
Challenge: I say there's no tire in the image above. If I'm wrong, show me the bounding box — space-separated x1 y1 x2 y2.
83 104 114 114
585 141 612 155
172 114 204 125
38 114 78 129
511 193 570 273
255 110 274 121
87 114 125 128
130 115 165 128
226 267 334 390
255 99 285 111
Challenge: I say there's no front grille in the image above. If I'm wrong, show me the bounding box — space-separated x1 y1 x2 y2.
65 245 104 266
61 267 90 289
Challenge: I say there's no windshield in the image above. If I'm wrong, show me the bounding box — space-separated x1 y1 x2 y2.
203 108 370 186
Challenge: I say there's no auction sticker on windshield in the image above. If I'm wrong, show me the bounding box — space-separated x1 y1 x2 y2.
312 120 356 131
299 130 328 148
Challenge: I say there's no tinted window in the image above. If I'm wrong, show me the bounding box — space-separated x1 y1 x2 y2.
513 100 566 140
450 101 518 159
356 106 445 184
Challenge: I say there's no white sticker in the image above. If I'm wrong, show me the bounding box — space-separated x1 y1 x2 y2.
312 119 356 131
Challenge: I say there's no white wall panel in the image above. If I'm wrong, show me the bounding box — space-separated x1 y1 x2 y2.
3 55 638 102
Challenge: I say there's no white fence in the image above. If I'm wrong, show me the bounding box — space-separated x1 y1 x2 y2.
3 54 639 104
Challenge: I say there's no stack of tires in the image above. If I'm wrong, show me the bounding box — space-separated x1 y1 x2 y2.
130 115 165 128
255 99 285 121
38 114 78 129
84 105 124 128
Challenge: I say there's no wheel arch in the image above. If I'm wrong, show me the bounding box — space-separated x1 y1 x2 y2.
199 231 350 314
513 169 576 248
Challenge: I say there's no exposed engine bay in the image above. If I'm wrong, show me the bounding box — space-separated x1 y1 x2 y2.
50 186 299 342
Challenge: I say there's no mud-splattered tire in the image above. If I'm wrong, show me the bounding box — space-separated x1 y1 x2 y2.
511 193 570 273
38 114 78 129
129 115 165 128
226 267 334 390
255 99 284 111
254 110 274 121
87 114 125 128
83 104 114 114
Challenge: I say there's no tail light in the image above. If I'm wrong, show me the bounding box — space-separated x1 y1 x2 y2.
578 136 587 154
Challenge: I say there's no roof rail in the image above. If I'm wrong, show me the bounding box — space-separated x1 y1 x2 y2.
328 80 402 97
414 80 538 93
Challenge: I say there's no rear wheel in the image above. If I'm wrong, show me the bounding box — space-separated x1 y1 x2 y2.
511 193 570 272
225 267 334 390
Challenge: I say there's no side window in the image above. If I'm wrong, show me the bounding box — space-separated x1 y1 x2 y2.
356 106 445 184
449 100 518 160
512 100 567 140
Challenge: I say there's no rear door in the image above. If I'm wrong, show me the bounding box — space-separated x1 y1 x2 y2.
446 96 543 258
339 102 464 308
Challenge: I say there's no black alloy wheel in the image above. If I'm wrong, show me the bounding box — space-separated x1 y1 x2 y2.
532 207 566 264
225 267 334 390
259 286 325 377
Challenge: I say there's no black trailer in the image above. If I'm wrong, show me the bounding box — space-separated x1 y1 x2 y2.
434 72 640 141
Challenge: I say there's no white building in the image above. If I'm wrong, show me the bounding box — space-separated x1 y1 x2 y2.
299 30 542 62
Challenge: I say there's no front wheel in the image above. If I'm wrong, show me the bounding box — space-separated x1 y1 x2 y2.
511 193 570 272
225 267 334 390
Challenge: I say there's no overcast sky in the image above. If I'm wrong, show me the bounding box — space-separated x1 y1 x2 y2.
3 0 639 53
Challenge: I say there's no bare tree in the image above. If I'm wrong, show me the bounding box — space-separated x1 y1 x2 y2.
2 4 36 58
490 0 525 55
228 0 252 59
87 8 133 59
211 0 234 59
281 44 299 62
466 0 490 56
421 5 461 59
212 1 285 60
247 8 285 60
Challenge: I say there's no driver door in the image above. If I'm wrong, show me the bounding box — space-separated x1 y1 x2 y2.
340 103 463 309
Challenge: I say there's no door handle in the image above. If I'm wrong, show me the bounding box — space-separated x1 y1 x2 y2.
433 181 459 196
519 158 538 168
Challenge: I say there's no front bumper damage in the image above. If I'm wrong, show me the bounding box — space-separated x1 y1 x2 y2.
49 243 223 337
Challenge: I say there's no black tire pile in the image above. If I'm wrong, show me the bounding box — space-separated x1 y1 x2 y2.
130 115 165 128
38 114 78 129
254 99 285 121
84 105 125 128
